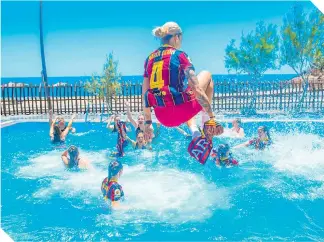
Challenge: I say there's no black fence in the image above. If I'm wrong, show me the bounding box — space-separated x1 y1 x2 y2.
1 81 323 116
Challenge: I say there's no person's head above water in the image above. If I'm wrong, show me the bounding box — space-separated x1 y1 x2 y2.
258 126 270 140
108 160 123 181
137 114 145 125
56 117 65 129
232 118 242 129
216 144 231 160
136 130 145 144
68 145 79 163
152 22 183 49
114 115 121 123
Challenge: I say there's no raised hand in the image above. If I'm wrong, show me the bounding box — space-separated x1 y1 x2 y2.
124 100 130 108
203 119 224 141
144 123 154 141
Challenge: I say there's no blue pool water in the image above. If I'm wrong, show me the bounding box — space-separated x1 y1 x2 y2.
1 120 324 241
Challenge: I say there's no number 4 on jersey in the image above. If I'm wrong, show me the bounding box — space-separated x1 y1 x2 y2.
150 60 164 89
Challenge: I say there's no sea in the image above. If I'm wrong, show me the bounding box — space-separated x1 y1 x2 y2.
1 74 297 86
0 74 298 98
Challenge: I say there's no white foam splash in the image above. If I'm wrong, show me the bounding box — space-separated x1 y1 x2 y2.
16 149 108 179
16 150 231 224
269 133 324 182
17 150 66 179
72 130 95 136
97 167 230 225
256 132 324 201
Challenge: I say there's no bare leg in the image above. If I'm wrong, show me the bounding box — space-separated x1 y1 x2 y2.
196 71 214 126
184 71 214 137
186 118 195 127
197 70 213 102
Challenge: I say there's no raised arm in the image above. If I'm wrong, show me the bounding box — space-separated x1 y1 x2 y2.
125 100 138 128
142 77 152 122
237 128 245 138
67 114 76 129
142 77 154 140
49 118 56 139
61 114 76 139
233 140 250 149
106 115 115 131
61 150 69 166
49 109 53 126
126 136 136 149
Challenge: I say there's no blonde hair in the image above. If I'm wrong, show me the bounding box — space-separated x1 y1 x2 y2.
152 22 182 39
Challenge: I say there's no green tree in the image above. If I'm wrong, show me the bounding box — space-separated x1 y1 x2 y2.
225 21 279 80
311 8 324 72
225 21 279 113
85 52 122 114
280 5 324 108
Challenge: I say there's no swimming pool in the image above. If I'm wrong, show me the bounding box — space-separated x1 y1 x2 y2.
1 119 324 241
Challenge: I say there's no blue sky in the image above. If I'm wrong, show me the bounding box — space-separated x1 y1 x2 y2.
1 1 316 77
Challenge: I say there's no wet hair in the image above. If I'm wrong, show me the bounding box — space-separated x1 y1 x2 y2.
68 145 79 167
111 115 121 132
57 117 65 123
258 126 271 140
234 118 242 126
136 130 144 138
216 144 230 158
53 125 61 142
108 160 123 181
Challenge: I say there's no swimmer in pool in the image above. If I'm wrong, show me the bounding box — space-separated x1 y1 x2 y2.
49 110 76 133
101 160 124 208
230 118 245 138
50 114 75 143
106 114 130 133
125 100 151 136
211 144 238 167
126 130 153 150
234 126 272 150
126 121 162 150
111 119 129 157
61 145 90 169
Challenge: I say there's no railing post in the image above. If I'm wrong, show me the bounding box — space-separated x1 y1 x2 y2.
1 86 6 116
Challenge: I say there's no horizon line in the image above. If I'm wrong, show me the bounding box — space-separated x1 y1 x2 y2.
1 73 298 79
